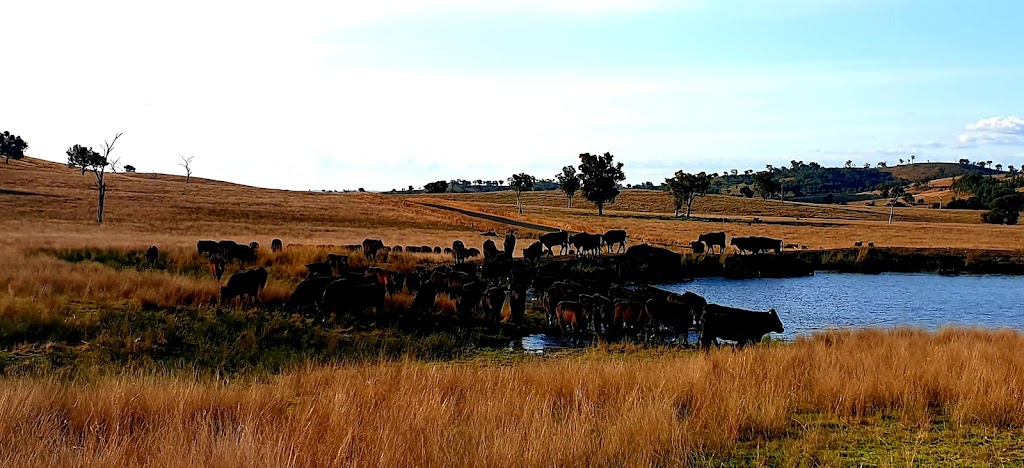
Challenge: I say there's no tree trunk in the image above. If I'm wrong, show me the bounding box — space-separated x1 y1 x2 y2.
685 204 692 218
674 207 680 217
568 195 573 208
516 193 523 214
597 204 604 216
888 205 894 224
97 182 106 224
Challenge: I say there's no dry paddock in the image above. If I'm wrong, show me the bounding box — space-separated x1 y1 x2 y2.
1 328 1022 467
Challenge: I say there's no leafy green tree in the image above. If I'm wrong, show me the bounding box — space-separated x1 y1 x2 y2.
982 194 1024 225
556 165 581 208
665 170 712 217
577 152 625 216
1 131 28 164
752 171 780 201
67 144 99 175
508 173 537 214
424 180 448 193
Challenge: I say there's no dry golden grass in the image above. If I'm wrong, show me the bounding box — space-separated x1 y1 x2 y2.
6 157 1024 465
412 190 1024 250
0 157 520 252
0 328 1022 467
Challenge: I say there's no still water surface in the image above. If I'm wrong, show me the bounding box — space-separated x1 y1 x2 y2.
519 272 1023 350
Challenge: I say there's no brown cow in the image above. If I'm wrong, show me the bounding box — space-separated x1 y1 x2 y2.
556 301 589 336
478 286 506 323
209 255 227 281
613 301 649 336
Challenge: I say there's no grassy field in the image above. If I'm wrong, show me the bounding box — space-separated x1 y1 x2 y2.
412 189 1024 250
4 157 1024 466
2 329 1024 466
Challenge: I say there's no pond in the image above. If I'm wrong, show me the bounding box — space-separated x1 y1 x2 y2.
518 272 1024 350
662 272 1024 340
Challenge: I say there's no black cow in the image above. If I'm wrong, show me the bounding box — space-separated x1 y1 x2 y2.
271 238 283 252
406 268 424 293
197 240 219 256
603 229 628 254
145 246 159 265
699 304 784 348
362 239 386 260
387 272 405 295
220 268 267 304
320 278 387 323
434 246 442 254
249 241 260 251
579 293 613 334
227 244 257 263
504 231 517 259
305 261 333 278
453 281 487 322
522 241 545 261
465 247 481 259
570 232 602 257
645 298 693 344
482 239 501 260
452 240 467 264
538 231 570 255
410 282 438 313
218 240 239 256
690 241 705 254
509 286 528 326
698 232 726 254
326 254 348 274
670 291 708 328
285 276 334 313
730 236 783 255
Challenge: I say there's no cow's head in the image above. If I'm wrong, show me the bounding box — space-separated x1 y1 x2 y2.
768 308 784 333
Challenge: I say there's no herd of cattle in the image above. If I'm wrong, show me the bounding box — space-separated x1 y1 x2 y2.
187 229 785 347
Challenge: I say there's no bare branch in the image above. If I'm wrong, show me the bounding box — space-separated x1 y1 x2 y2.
178 154 195 185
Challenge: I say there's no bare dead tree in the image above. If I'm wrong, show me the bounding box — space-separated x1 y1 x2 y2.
108 156 122 173
92 133 122 224
178 154 195 185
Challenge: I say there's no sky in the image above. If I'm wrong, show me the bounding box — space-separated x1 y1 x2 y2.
3 0 1024 191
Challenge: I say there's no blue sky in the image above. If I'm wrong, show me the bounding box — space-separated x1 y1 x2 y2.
3 0 1024 190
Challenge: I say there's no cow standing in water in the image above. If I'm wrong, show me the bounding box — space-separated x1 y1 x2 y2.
699 304 784 348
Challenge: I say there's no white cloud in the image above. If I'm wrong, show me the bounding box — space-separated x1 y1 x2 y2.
958 116 1024 147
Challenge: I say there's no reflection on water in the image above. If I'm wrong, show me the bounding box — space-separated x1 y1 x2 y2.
661 272 1024 340
518 272 1024 350
518 334 564 352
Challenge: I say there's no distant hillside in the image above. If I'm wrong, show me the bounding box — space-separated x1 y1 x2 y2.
882 162 1003 182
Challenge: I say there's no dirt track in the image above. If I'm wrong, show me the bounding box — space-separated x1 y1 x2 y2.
417 202 561 233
